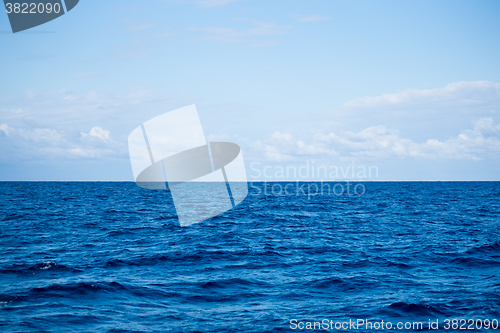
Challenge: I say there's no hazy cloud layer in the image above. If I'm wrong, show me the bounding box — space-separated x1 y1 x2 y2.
1 81 499 179
0 123 123 160
156 0 239 7
198 0 238 7
191 21 292 43
251 118 500 163
296 15 331 23
0 87 197 166
342 81 500 109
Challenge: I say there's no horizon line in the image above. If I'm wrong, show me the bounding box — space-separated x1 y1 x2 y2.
0 180 499 182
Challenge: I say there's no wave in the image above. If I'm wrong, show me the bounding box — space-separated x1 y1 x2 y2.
388 302 445 316
1 181 499 331
466 241 500 255
201 277 267 289
0 261 80 274
30 281 127 295
450 257 500 268
103 249 287 268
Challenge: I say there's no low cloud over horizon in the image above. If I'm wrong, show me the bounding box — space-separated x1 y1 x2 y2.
1 80 499 180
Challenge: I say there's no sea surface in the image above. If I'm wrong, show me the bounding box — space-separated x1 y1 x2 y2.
0 182 499 332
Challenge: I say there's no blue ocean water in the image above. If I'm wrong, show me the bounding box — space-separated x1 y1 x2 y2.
0 181 499 332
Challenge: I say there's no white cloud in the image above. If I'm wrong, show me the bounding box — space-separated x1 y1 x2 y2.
253 131 337 162
297 15 331 23
245 22 291 36
0 123 12 136
81 126 111 142
192 26 243 43
114 24 177 58
0 123 123 160
198 0 238 7
3 81 498 179
75 72 97 79
25 89 38 100
0 108 27 121
111 51 149 58
324 80 500 145
0 87 197 167
8 87 190 128
155 0 238 7
252 118 500 162
191 21 291 43
342 81 500 109
1 123 61 145
128 23 157 31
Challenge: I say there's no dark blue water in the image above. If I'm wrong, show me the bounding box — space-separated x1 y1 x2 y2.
1 182 499 332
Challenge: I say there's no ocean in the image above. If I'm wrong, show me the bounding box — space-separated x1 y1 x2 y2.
0 181 499 332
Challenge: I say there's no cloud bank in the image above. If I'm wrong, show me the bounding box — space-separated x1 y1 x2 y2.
253 117 500 162
1 81 499 179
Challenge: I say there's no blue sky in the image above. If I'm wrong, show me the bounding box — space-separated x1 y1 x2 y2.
1 0 499 180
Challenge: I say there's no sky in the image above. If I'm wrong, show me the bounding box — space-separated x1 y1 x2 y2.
1 0 499 181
